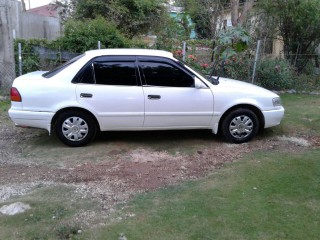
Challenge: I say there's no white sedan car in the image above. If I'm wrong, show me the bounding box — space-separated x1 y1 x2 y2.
8 49 284 147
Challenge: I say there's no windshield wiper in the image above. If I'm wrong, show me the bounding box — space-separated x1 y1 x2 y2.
208 61 225 85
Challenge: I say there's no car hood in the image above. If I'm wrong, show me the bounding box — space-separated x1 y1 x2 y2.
213 77 278 97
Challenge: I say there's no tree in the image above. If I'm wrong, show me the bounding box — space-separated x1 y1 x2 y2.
230 0 254 27
181 0 225 39
51 0 74 22
155 15 182 51
180 0 254 39
176 13 194 40
57 17 131 53
57 0 167 38
257 0 320 73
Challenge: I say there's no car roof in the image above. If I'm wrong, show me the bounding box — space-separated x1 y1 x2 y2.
84 49 174 59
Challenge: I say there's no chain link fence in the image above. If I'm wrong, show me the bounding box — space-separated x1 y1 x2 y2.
183 45 320 91
16 45 80 76
2 42 319 94
188 49 319 93
0 61 16 95
0 44 79 95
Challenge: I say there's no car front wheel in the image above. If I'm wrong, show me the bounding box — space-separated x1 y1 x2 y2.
55 111 97 147
221 108 259 143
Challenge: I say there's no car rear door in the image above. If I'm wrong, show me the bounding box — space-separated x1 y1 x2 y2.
74 56 144 130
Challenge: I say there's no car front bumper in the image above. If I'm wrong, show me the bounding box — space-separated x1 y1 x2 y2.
262 107 285 128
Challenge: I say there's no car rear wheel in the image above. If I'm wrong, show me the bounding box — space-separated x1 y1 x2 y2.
55 111 97 147
221 108 259 143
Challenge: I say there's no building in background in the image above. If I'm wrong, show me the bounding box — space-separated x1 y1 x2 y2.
27 4 58 18
168 5 196 39
15 2 61 40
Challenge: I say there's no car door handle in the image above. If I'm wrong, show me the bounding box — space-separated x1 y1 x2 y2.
80 93 93 98
148 95 161 100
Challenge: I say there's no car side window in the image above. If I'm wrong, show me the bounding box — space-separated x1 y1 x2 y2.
93 61 137 86
139 62 194 87
77 64 94 84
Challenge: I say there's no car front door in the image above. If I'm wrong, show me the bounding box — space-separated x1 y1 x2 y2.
74 56 144 130
138 57 214 129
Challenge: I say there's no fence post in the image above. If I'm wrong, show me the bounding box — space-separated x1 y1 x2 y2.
182 41 187 61
251 40 261 84
18 43 22 76
98 41 101 49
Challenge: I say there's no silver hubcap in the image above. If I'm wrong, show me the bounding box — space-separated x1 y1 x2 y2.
229 115 253 139
62 117 88 142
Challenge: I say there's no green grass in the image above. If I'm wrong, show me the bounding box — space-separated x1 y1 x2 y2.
79 149 320 240
0 99 10 112
268 94 320 137
0 185 100 240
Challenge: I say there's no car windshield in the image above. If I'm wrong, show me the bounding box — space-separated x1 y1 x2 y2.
42 54 84 78
178 60 213 81
178 60 220 85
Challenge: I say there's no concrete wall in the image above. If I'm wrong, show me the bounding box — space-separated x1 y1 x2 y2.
0 0 16 93
6 0 61 40
20 12 61 40
0 0 61 92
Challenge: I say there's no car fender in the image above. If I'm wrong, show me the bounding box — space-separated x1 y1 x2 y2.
51 101 102 130
211 97 264 134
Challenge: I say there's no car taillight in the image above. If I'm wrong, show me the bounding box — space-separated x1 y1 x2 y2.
10 87 22 102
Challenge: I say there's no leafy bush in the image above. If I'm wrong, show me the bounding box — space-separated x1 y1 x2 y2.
221 54 251 81
206 27 252 81
213 27 250 61
256 58 296 90
14 39 43 75
186 39 213 51
14 38 69 74
172 50 211 76
291 74 320 92
58 17 132 53
156 16 184 51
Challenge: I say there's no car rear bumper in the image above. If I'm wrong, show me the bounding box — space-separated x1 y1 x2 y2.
8 109 54 134
263 107 285 128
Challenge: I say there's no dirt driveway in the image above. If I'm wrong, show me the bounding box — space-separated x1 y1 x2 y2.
1 106 319 215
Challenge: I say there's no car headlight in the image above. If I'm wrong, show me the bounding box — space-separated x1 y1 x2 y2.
272 97 282 107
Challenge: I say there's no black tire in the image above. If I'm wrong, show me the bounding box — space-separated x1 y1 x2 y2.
221 108 259 144
55 110 97 147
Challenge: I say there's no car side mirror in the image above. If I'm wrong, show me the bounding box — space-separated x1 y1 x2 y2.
194 76 207 89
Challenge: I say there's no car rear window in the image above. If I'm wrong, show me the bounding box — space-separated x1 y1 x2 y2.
93 61 137 86
42 54 84 78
